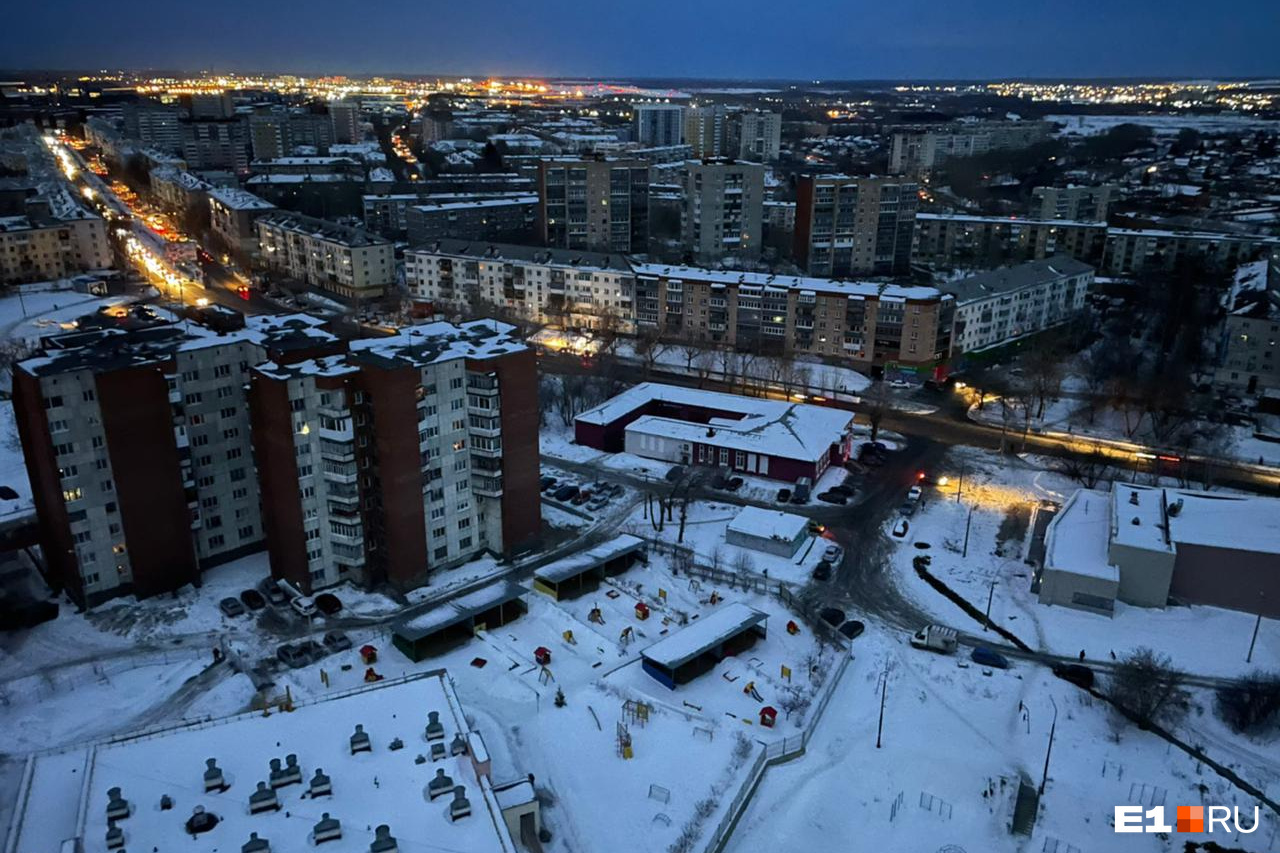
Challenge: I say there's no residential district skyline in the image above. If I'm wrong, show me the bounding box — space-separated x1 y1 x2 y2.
4 0 1279 80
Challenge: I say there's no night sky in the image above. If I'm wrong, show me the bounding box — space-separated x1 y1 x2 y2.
3 0 1277 80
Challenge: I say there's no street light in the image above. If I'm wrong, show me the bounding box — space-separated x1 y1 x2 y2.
1039 695 1058 796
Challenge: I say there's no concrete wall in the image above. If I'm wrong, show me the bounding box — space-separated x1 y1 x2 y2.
1037 567 1119 615
1109 541 1176 608
1169 544 1280 617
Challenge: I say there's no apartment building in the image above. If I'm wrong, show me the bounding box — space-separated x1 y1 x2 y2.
405 195 538 246
12 314 341 606
793 174 918 276
1030 184 1115 222
406 238 635 331
681 158 765 262
149 167 211 215
121 101 183 153
180 117 251 173
248 320 540 593
1101 228 1280 275
536 156 649 253
0 199 112 285
329 99 362 144
256 211 395 302
249 110 336 160
946 256 1095 354
630 263 953 373
1215 258 1280 394
632 103 685 147
730 111 782 162
684 105 728 158
208 186 275 263
890 121 1053 174
912 213 1109 269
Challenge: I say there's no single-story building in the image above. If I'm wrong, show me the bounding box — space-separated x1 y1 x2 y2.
641 602 768 689
532 534 647 600
393 581 527 662
1039 483 1280 618
726 506 809 558
575 382 853 484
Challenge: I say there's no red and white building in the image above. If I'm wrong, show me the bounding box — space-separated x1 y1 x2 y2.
574 382 853 483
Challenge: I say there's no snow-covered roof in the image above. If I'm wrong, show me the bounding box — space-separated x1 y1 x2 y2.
916 212 1105 228
944 256 1095 305
1110 484 1175 554
57 672 517 853
1044 488 1120 582
534 535 646 584
1158 487 1280 555
641 602 767 670
395 580 526 641
209 186 274 210
631 263 944 302
727 507 808 544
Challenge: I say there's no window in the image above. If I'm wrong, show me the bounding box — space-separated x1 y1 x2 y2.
100 480 114 493
239 525 254 539
459 536 472 550
208 535 225 548
458 517 471 530
53 442 74 456
82 389 95 402
91 436 104 449
49 420 68 433
59 465 78 478
434 546 449 560
230 468 246 482
62 487 82 503
214 364 232 378
74 530 92 544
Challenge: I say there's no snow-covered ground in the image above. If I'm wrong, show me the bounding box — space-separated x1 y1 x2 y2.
885 447 1280 678
1049 113 1280 137
0 288 139 349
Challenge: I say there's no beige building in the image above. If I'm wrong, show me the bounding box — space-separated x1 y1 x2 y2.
684 105 728 158
794 174 918 276
256 211 394 302
0 203 112 285
731 111 782 162
681 158 765 263
631 263 953 373
947 257 1095 354
208 186 275 263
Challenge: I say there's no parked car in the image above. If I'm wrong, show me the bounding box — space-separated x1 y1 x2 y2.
277 644 309 668
258 578 289 606
790 477 812 504
807 520 826 535
817 491 847 505
664 465 686 483
828 484 855 497
219 597 246 618
909 624 958 654
314 593 342 616
608 484 625 498
290 596 318 618
907 485 923 502
891 518 910 539
553 484 579 502
539 475 557 491
970 647 1010 669
776 488 792 503
819 607 845 627
898 501 918 517
322 630 353 652
294 639 325 661
888 379 911 390
724 477 744 492
571 490 592 506
838 619 865 640
239 589 266 611
812 560 833 582
1052 663 1095 689
822 543 844 563
866 441 887 453
587 496 610 511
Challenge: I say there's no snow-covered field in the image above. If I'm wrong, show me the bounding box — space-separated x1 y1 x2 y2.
1049 113 1280 137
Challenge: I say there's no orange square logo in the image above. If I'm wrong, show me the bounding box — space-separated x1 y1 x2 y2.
1177 806 1204 833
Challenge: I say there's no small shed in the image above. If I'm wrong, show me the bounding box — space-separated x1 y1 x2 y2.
726 506 809 558
392 581 527 662
640 602 768 689
532 535 646 600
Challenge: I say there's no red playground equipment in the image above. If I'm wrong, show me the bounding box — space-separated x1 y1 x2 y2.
759 706 777 728
534 646 552 666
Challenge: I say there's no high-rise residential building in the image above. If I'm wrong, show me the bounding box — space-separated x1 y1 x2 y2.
248 320 540 593
912 213 1109 269
945 257 1095 354
680 158 765 262
1030 184 1116 222
793 174 919 276
889 121 1053 174
329 100 361 144
182 91 235 120
684 105 728 158
404 195 538 246
180 117 252 172
12 315 341 607
256 212 395 302
420 112 453 144
631 262 953 373
121 101 183 152
632 103 685 147
406 238 636 331
536 156 649 253
250 110 337 159
731 111 782 162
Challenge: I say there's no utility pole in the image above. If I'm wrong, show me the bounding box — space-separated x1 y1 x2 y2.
1039 696 1058 796
876 661 889 749
955 461 965 503
962 506 974 558
983 579 996 632
1247 612 1263 664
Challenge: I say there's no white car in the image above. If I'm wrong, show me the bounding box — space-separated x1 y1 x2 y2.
888 379 912 390
892 518 910 539
822 543 844 564
290 596 318 618
907 485 923 502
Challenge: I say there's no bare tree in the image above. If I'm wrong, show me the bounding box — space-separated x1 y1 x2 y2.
862 381 892 443
1215 671 1280 734
1108 647 1190 729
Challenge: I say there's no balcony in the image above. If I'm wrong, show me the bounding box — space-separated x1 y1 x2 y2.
328 526 364 547
320 440 355 462
473 474 503 497
323 460 358 484
327 483 360 504
319 420 354 442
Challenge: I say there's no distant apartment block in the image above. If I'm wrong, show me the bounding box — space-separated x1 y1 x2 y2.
730 111 782 162
1030 184 1115 222
681 158 765 262
1215 258 1280 394
249 320 540 593
632 103 685 147
329 99 362 144
405 195 538 246
149 167 211 215
249 109 336 160
794 174 918 276
912 213 1108 269
121 101 183 152
890 121 1053 174
256 212 394 302
1101 228 1280 275
13 315 341 607
536 156 649 253
406 239 636 331
208 186 276 263
0 196 112 285
684 105 728 158
631 263 953 373
180 117 251 173
364 191 533 238
946 257 1095 354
